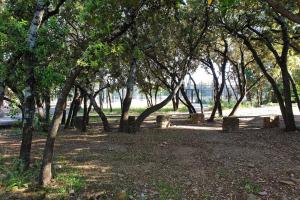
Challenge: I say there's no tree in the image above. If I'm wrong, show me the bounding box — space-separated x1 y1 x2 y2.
221 0 297 131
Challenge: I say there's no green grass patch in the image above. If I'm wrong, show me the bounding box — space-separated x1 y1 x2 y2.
154 179 182 200
240 178 262 194
0 155 86 199
0 156 39 191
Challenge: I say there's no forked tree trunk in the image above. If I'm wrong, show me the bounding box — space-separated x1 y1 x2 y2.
39 68 81 186
208 66 227 121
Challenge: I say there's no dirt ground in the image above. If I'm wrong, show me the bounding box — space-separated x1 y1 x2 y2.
0 115 300 200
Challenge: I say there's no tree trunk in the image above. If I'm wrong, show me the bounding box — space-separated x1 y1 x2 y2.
229 94 244 116
172 92 179 111
239 34 296 131
44 93 51 123
61 109 66 125
81 94 88 132
189 74 203 113
86 101 92 124
36 93 45 122
107 89 113 112
208 62 227 121
180 86 196 114
70 92 83 127
65 87 79 128
0 82 5 109
281 63 296 131
154 85 159 105
19 77 35 170
39 68 81 186
289 73 300 111
134 81 183 131
119 57 137 132
20 0 46 170
89 95 110 132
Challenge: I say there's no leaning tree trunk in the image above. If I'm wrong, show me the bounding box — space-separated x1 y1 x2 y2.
229 93 245 116
189 74 204 113
39 68 81 186
180 86 196 114
134 81 183 132
89 95 110 132
281 63 296 131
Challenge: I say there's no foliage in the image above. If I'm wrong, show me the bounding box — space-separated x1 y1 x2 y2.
154 179 181 200
240 178 262 194
0 155 85 198
0 157 39 191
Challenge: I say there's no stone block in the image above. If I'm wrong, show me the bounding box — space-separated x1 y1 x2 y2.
190 113 205 124
127 116 136 133
156 115 171 128
263 116 280 128
222 117 239 132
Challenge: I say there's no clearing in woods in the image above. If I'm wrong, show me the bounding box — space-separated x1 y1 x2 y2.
0 112 300 200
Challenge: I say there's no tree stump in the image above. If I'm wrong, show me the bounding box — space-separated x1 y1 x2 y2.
74 116 84 130
127 116 136 133
190 113 205 124
222 117 239 132
156 115 171 128
263 116 280 128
